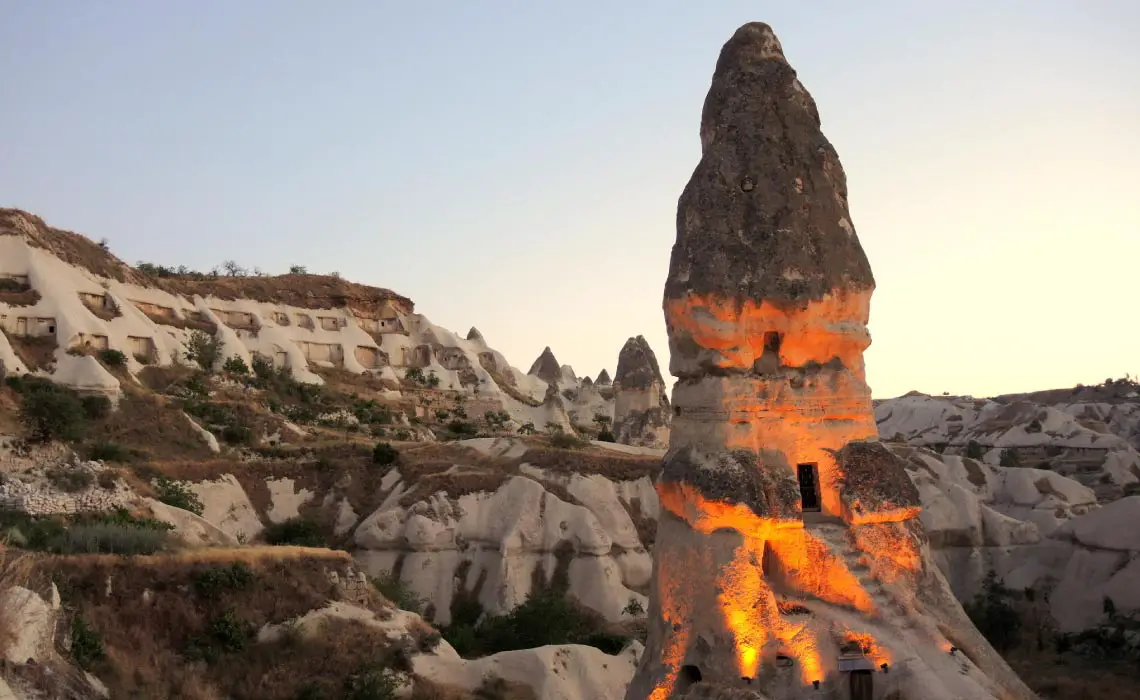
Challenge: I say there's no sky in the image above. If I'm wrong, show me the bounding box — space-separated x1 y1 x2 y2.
2 1 1138 399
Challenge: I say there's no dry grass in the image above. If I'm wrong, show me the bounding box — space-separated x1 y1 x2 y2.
0 208 143 284
520 445 660 480
92 391 216 461
1007 649 1140 700
159 274 413 315
4 332 58 371
0 288 40 306
0 548 35 660
37 548 381 699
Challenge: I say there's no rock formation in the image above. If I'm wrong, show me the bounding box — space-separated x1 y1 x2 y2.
613 335 671 448
626 23 1035 700
596 369 613 386
527 346 563 384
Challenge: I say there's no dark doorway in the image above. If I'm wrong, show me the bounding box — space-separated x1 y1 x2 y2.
677 665 702 693
850 670 873 699
763 331 782 354
797 463 821 512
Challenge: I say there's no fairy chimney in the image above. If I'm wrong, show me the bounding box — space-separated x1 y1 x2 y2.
527 346 562 384
613 335 671 448
625 22 1036 700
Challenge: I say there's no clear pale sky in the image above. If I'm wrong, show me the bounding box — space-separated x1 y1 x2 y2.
2 2 1138 398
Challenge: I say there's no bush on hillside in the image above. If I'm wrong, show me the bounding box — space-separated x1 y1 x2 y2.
550 432 587 450
185 330 221 371
194 562 255 599
18 380 87 443
222 355 250 375
262 517 325 547
87 440 129 462
999 448 1021 468
372 442 399 466
441 589 630 658
98 348 127 367
154 476 204 515
81 394 111 420
70 615 105 670
965 440 985 460
964 571 1022 652
373 573 425 614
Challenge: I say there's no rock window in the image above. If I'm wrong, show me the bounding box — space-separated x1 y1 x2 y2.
797 463 821 512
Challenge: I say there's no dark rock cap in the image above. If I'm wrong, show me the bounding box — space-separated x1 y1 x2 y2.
614 335 666 391
595 369 612 386
466 327 483 341
665 22 874 309
527 346 562 384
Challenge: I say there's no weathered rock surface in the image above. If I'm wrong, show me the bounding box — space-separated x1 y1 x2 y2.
527 346 563 384
628 22 1035 700
613 336 671 449
875 393 1140 501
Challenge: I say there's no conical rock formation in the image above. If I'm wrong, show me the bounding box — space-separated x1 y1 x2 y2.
625 22 1036 700
613 335 671 448
527 346 562 384
596 369 613 386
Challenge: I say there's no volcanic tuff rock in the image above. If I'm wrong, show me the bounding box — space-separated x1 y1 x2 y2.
627 22 1036 700
527 346 563 384
596 369 613 386
613 336 671 449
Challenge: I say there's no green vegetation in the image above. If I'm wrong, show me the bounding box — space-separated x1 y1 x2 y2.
373 572 426 614
965 440 985 460
98 348 127 367
45 466 95 492
11 376 88 442
964 571 1022 652
263 517 325 547
999 448 1021 468
87 440 130 462
0 508 175 555
185 610 257 663
372 442 399 466
71 615 106 670
185 329 222 371
154 476 205 515
550 432 587 450
222 355 250 375
440 589 630 658
193 562 255 599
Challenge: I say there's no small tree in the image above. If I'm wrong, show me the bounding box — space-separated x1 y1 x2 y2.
405 367 425 384
288 265 307 274
517 421 536 435
999 448 1021 468
372 442 399 466
221 260 246 277
222 355 250 375
425 372 441 388
965 440 985 460
20 385 86 443
185 330 221 371
544 421 562 435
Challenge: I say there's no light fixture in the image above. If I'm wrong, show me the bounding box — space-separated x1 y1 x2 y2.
812 680 820 690
881 663 889 673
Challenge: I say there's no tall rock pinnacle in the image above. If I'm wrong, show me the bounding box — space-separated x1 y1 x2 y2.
613 336 671 448
626 23 1036 700
527 346 562 385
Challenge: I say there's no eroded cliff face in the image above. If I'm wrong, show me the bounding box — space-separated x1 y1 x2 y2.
626 22 1036 700
614 336 671 449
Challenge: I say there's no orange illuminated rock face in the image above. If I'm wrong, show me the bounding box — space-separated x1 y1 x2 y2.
625 21 1037 700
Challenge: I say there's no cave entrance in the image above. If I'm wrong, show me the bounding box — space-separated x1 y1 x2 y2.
797 463 821 512
850 669 873 699
676 665 702 693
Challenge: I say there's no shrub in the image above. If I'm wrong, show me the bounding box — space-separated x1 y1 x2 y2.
425 372 440 388
98 348 127 367
71 615 105 670
404 368 425 384
88 441 128 462
373 572 425 614
999 448 1021 468
46 467 94 493
445 420 478 438
964 571 1022 652
550 432 586 450
346 666 399 700
965 440 985 460
222 355 250 375
484 410 510 430
154 476 204 515
442 589 629 658
372 442 399 466
622 597 645 617
194 562 255 599
80 394 111 420
596 430 616 443
517 422 536 435
263 517 324 547
53 522 170 555
186 611 256 662
251 354 274 380
185 330 221 371
19 382 86 442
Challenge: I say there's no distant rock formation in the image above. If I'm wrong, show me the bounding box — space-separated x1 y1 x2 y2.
626 23 1035 700
527 346 562 384
595 369 612 386
466 327 484 342
612 336 670 449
